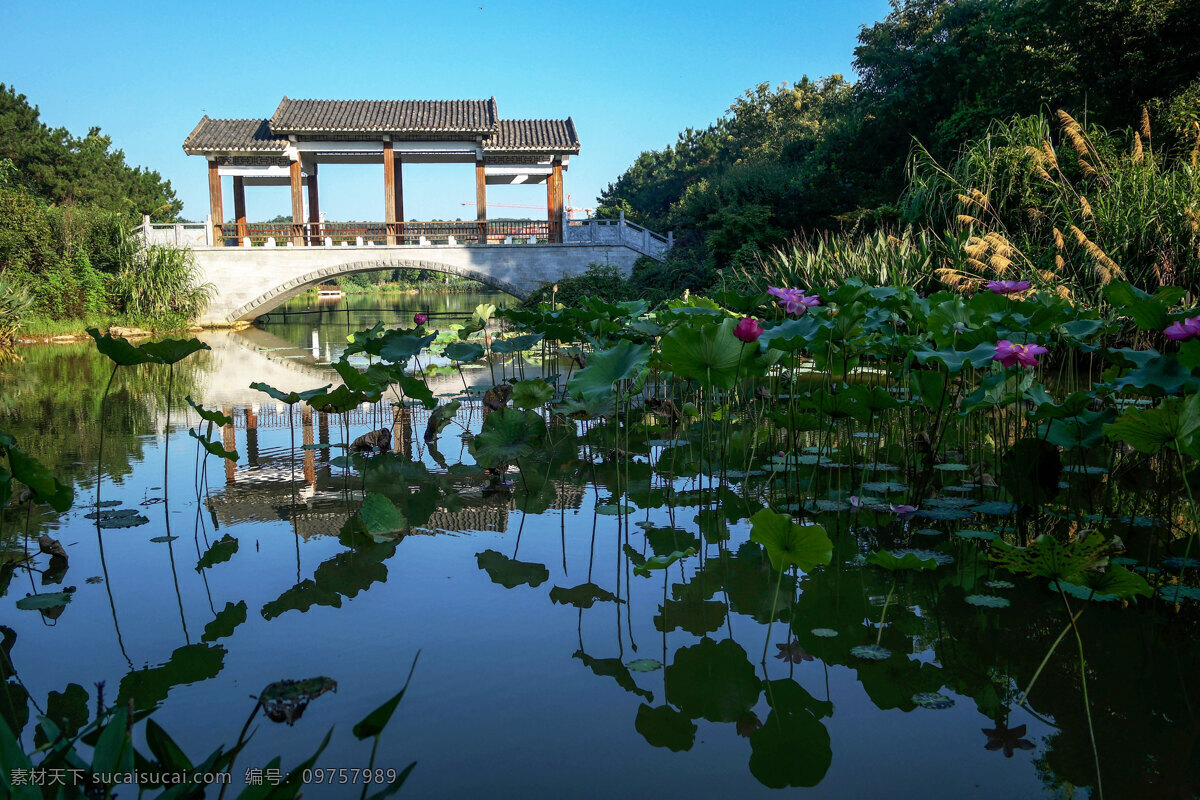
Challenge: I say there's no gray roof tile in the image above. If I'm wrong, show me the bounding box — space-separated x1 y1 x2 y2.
484 118 580 153
182 117 287 153
269 96 499 134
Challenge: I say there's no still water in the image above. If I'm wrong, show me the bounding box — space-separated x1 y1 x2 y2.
0 291 1195 798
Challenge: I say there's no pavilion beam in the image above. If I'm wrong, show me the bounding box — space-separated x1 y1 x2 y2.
476 158 487 244
383 140 397 245
232 176 247 246
307 162 320 246
289 159 305 246
208 160 224 247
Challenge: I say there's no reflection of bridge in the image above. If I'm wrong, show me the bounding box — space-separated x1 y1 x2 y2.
161 94 672 325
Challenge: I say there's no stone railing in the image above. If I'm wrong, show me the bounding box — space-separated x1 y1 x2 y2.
563 212 672 261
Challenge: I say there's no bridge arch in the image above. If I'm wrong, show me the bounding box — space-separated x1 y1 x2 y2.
226 257 530 323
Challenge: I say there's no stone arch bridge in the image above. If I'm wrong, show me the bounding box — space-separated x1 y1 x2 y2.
139 217 671 326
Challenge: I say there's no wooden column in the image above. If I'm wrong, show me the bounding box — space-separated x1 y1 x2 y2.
208 160 224 247
289 159 305 246
547 160 564 242
394 154 404 241
383 140 397 244
306 162 320 246
476 159 487 243
232 176 247 246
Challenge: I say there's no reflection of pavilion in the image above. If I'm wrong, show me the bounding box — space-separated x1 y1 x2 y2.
204 400 587 539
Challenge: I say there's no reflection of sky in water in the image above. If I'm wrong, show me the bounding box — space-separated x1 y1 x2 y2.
0 294 1161 798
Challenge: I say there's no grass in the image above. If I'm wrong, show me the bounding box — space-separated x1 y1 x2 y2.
16 313 192 340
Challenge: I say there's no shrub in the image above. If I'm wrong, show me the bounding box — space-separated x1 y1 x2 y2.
112 245 213 321
523 264 633 307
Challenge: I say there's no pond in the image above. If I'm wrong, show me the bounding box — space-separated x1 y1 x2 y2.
1 285 1198 799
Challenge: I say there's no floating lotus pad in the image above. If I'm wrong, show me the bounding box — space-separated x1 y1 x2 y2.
912 692 956 710
97 514 150 529
933 463 970 472
857 462 900 472
914 508 973 521
149 536 179 543
84 508 138 520
850 644 891 661
915 528 943 537
16 591 74 610
891 548 954 566
810 628 838 638
924 497 977 508
1160 585 1200 602
596 504 635 516
627 658 663 672
984 580 1015 589
861 481 907 494
970 501 1019 516
94 500 122 508
955 529 999 541
964 594 1010 608
1163 557 1200 569
1062 465 1109 475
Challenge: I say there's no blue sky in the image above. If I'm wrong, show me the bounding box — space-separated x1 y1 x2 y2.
5 0 892 225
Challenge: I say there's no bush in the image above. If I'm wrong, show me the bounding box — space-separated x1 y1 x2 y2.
523 264 633 307
112 245 212 321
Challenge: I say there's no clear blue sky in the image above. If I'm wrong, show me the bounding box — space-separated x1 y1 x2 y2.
5 0 892 225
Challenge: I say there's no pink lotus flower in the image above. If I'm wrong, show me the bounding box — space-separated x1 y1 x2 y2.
890 504 917 519
414 313 428 325
986 280 1031 295
733 317 763 343
993 340 1048 368
767 286 821 316
1165 316 1200 341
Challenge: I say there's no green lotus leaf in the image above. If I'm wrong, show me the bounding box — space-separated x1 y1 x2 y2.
476 549 549 589
86 328 160 366
627 658 663 672
964 594 1010 608
353 495 408 539
379 330 438 363
249 382 332 405
471 409 547 468
991 533 1115 581
185 396 232 427
98 513 150 529
444 342 485 362
139 338 210 365
867 550 939 571
567 340 652 400
188 430 238 462
1105 394 1200 455
912 342 999 372
661 318 768 389
491 333 544 354
511 378 555 410
305 384 381 414
1051 563 1151 601
397 375 437 410
333 360 383 394
6 446 73 511
16 591 73 611
749 510 832 573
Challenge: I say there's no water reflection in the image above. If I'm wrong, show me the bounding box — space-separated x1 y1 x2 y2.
0 294 1197 798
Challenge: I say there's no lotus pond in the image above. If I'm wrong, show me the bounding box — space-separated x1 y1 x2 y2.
2 281 1200 799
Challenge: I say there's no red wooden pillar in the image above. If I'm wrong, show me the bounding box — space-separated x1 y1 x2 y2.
232 176 247 246
289 160 305 246
546 160 564 242
306 162 320 246
208 160 224 246
394 153 404 242
476 159 487 244
383 140 397 244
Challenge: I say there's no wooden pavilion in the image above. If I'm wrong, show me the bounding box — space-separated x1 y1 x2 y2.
183 96 579 246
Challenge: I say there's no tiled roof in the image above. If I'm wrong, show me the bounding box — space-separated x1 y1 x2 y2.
484 118 580 153
268 96 499 134
182 117 287 153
